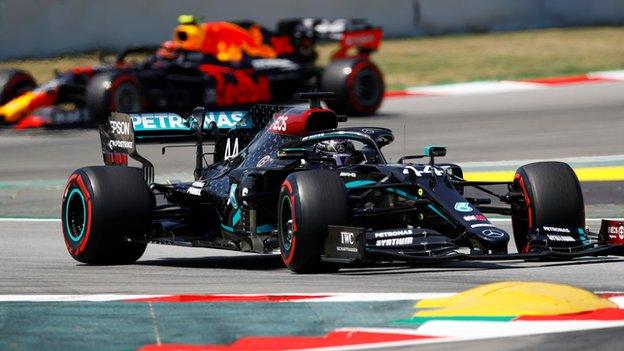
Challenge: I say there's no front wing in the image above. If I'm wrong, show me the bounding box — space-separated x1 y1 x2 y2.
323 225 623 264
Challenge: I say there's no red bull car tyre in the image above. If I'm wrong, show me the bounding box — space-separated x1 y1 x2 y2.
321 58 385 116
86 72 145 124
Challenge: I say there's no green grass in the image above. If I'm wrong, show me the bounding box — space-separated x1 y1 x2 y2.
2 26 624 90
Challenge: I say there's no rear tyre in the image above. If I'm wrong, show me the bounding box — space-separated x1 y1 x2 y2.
62 166 151 264
511 161 585 252
320 58 384 116
86 72 144 125
0 69 36 104
278 170 348 273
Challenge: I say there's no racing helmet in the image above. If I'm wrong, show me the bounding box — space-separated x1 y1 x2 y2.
314 139 357 166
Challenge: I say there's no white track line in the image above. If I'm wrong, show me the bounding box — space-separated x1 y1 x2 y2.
0 218 60 222
406 81 546 95
0 294 167 302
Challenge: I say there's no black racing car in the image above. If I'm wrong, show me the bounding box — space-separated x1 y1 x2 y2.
61 93 623 272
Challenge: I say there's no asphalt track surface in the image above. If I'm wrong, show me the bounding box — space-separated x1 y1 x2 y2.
1 81 624 350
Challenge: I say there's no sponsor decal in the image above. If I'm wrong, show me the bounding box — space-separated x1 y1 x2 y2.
108 140 133 150
463 215 487 222
339 172 357 178
374 229 414 238
204 111 246 129
375 237 414 246
471 223 495 228
345 33 377 46
543 226 571 233
607 225 624 240
251 58 299 71
256 155 272 167
241 187 250 206
269 115 288 132
547 234 576 242
454 202 473 213
187 187 202 196
481 229 505 238
130 112 246 131
223 138 239 160
187 181 204 196
336 246 358 252
110 120 131 135
403 165 444 177
336 231 358 253
340 231 355 245
131 114 186 131
207 70 271 106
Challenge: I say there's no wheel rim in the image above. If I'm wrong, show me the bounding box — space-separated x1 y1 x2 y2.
65 188 86 242
354 69 381 106
279 196 294 251
113 82 141 112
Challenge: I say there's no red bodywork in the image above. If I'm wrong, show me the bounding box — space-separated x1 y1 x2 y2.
268 107 338 137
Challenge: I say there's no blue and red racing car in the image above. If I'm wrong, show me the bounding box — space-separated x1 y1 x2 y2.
1 17 384 129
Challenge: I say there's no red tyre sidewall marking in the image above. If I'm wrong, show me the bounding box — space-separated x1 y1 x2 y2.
62 173 93 257
108 75 145 112
346 60 384 114
514 173 534 253
281 180 297 266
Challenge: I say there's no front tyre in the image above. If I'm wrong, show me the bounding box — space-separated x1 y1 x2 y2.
62 166 151 264
278 170 348 273
320 58 384 116
511 161 585 253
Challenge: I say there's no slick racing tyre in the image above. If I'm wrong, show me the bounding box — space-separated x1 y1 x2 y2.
62 166 151 264
511 161 585 253
321 58 384 116
0 69 36 105
278 170 348 273
86 72 144 125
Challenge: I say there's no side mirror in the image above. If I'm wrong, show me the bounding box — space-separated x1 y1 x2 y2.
424 145 447 157
277 147 309 160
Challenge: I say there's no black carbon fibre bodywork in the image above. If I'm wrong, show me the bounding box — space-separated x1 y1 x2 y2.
96 100 622 265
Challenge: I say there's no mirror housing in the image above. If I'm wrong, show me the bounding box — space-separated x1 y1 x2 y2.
277 147 310 160
424 145 447 157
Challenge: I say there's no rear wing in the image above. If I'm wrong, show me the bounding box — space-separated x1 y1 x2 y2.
277 18 382 58
99 105 287 183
